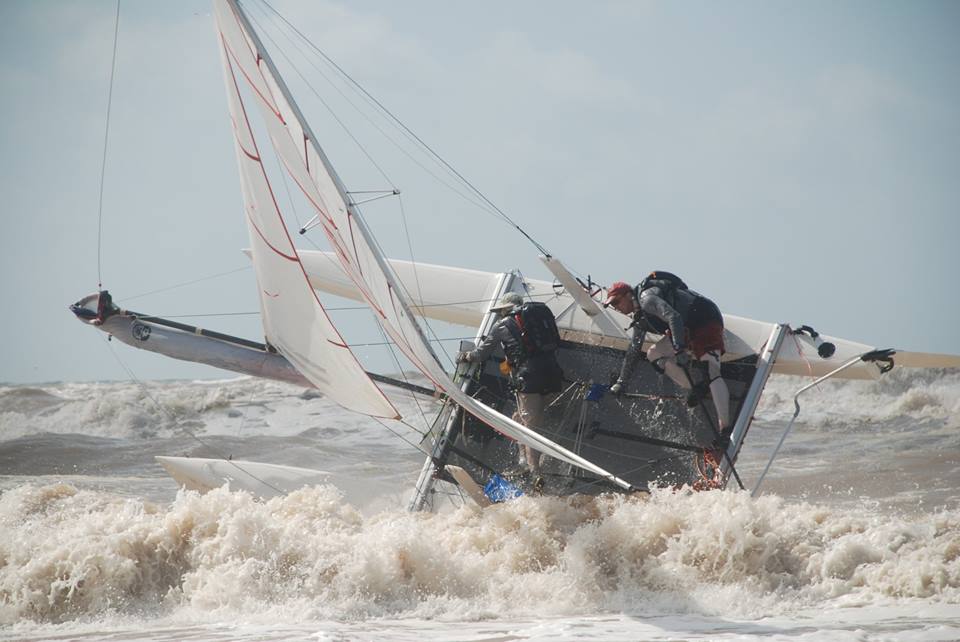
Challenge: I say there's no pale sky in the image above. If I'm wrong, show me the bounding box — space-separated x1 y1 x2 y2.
2 0 958 384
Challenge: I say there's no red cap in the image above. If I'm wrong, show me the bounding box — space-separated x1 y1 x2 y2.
603 281 632 307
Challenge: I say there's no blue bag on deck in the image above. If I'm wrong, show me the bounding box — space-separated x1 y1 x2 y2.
483 474 524 503
585 383 607 401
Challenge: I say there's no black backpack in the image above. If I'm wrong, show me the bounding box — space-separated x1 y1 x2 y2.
637 271 688 306
513 302 561 355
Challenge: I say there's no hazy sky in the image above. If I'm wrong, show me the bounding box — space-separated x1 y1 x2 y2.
2 0 958 384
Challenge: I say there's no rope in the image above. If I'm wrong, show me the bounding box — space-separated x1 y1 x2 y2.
96 0 121 290
120 266 251 303
252 0 554 259
100 334 286 496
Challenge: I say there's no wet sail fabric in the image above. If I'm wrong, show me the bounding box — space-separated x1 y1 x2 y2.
213 0 631 489
215 10 398 420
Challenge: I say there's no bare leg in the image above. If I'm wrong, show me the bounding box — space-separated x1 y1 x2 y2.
516 392 546 476
701 351 730 430
647 336 688 389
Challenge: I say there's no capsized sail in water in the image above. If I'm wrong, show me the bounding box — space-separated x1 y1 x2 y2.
71 0 960 510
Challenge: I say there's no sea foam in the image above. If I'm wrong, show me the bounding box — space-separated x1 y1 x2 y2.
1 482 957 626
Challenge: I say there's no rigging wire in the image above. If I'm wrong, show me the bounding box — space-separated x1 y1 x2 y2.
252 0 554 259
120 266 252 303
245 3 456 373
226 31 439 434
245 1 499 218
96 0 122 290
371 417 430 453
244 7 397 189
369 308 433 431
99 334 286 496
152 291 560 319
102 331 430 491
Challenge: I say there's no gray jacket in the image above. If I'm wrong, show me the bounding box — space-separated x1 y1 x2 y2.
617 285 699 384
468 315 519 363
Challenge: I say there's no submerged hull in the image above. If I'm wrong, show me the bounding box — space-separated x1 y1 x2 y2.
156 456 330 498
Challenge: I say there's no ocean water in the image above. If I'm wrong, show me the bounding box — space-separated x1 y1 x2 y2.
1 369 958 641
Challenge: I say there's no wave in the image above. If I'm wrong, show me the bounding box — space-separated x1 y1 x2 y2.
759 368 960 428
1 483 957 626
0 376 433 443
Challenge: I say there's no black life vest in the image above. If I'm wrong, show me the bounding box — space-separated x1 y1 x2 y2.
633 271 689 334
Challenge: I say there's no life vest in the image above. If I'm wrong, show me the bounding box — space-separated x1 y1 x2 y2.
633 271 689 335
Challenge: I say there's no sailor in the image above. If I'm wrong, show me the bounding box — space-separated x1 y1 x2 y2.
456 292 564 488
603 273 732 447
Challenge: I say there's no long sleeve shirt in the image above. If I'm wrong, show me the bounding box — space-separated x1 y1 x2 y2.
467 316 517 363
617 286 691 384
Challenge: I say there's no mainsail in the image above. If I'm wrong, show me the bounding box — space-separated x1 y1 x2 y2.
213 0 632 490
215 3 398 420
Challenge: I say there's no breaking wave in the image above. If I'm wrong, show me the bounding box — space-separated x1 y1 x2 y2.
0 376 432 443
759 367 960 428
1 483 957 627
3 368 957 444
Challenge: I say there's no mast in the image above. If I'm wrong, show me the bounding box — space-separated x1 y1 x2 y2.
225 0 442 365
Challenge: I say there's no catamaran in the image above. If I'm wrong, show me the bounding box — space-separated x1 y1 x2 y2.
71 0 960 511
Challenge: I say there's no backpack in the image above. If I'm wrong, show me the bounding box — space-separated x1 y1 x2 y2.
513 301 561 355
636 271 688 306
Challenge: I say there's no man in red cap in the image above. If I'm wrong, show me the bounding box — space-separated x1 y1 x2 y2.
603 273 731 442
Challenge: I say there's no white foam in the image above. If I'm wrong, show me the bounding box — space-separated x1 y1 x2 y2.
1 483 957 628
0 377 433 442
759 368 960 427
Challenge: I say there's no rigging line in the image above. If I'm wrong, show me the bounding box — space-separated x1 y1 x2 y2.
358 206 455 368
247 1 498 219
254 0 553 257
99 334 286 496
370 416 430 455
271 114 307 232
348 336 475 348
370 309 432 428
245 6 396 189
120 266 252 302
160 311 259 319
234 353 270 440
396 193 454 367
243 47 448 375
96 0 121 290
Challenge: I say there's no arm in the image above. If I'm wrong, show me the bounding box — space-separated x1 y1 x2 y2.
616 317 648 385
467 318 510 362
640 291 685 351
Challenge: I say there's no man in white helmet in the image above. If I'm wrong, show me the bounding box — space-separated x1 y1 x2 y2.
457 292 563 488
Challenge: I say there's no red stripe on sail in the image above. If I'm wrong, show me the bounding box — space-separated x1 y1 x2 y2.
219 30 398 418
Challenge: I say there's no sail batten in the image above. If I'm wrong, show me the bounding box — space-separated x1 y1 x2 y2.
216 16 399 420
214 0 633 489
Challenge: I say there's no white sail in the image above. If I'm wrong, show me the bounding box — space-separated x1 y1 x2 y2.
215 11 398 420
213 0 632 490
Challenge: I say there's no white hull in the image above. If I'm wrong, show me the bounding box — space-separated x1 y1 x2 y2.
156 456 330 499
299 250 955 380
